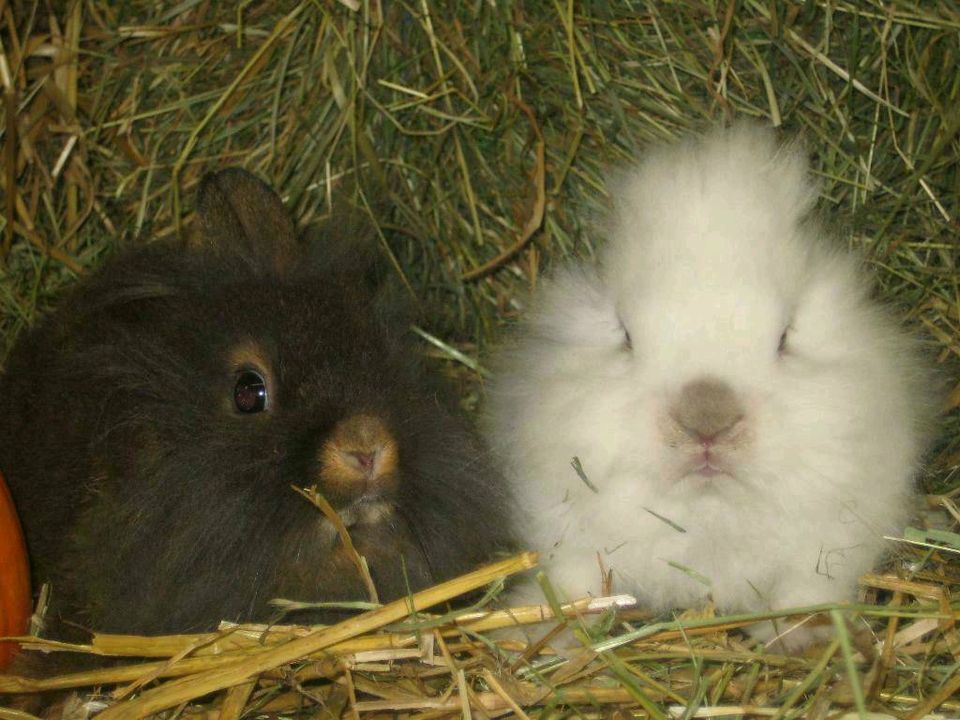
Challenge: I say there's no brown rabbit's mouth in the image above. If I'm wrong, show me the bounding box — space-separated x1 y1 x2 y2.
336 498 395 529
308 497 397 555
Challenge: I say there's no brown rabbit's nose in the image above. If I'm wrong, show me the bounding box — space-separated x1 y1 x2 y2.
350 451 376 474
319 414 399 498
670 377 745 444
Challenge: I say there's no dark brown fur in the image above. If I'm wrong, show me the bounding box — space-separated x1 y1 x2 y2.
0 169 513 643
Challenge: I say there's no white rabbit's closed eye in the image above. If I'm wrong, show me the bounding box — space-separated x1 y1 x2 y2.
485 122 939 652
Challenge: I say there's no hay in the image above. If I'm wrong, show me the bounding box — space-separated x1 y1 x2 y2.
1 0 959 717
1 551 959 718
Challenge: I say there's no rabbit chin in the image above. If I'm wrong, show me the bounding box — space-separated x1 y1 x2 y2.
512 444 893 625
330 498 395 530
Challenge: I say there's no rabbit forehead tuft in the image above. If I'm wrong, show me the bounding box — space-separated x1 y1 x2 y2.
603 123 817 293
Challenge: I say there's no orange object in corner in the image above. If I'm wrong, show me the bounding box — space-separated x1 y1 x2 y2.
0 469 30 670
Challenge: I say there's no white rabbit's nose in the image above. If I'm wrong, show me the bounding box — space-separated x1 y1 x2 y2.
670 377 745 444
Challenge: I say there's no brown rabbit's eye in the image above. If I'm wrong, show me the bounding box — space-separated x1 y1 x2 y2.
235 370 268 413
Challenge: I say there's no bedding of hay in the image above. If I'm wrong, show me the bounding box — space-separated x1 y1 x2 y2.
1 1 959 718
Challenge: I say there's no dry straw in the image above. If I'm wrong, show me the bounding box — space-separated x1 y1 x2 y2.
1 1 959 718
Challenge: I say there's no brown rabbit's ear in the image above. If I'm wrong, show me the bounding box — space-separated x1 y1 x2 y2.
192 168 298 274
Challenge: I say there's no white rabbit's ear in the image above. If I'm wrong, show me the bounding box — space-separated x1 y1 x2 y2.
735 123 820 223
529 268 624 348
192 168 299 275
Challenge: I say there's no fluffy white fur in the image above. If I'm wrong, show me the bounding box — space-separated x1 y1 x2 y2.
485 123 937 647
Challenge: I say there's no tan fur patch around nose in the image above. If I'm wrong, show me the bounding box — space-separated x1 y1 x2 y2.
319 414 400 496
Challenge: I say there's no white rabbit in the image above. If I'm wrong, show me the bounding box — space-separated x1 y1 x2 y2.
485 123 938 650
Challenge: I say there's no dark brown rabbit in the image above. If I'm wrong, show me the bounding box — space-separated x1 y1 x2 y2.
0 169 512 641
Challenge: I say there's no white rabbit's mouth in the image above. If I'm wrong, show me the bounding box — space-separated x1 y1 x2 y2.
691 462 727 478
672 452 738 483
